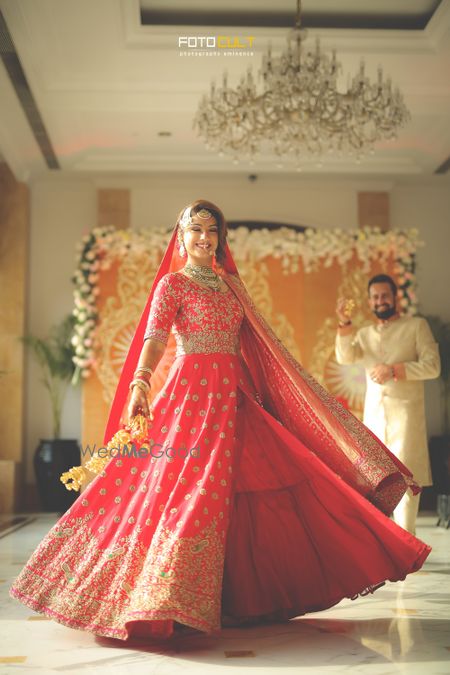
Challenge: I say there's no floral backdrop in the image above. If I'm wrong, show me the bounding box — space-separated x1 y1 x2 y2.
71 225 422 449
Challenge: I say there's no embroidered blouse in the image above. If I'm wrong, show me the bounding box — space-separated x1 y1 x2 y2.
144 272 244 356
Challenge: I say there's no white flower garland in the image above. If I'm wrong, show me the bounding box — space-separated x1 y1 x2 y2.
72 225 422 379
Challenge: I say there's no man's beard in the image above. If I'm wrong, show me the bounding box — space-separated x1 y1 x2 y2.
374 304 396 320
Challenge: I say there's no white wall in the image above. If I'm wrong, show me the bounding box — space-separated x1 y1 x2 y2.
130 172 361 231
25 176 95 482
24 171 450 483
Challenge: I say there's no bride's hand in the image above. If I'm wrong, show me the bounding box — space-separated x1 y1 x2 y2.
128 388 154 421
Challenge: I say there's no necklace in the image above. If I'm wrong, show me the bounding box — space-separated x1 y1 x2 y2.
183 262 221 291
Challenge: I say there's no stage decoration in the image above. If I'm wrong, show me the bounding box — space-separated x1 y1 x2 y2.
71 226 169 384
194 0 410 165
71 224 422 444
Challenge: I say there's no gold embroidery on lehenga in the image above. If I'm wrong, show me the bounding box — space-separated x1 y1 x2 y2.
54 528 74 538
122 582 132 597
105 547 125 561
143 274 182 343
174 330 239 355
144 327 169 343
10 515 225 638
61 563 75 582
38 275 242 638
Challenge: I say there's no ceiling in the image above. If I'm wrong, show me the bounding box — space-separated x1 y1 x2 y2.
0 0 450 181
140 0 443 29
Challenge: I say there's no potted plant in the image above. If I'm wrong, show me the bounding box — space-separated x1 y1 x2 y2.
424 314 450 526
22 315 81 513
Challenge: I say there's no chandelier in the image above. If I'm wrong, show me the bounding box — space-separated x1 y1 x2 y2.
193 0 410 166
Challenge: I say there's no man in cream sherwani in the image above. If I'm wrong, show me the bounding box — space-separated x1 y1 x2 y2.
335 273 440 534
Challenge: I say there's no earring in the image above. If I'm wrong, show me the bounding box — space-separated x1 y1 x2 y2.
179 244 186 258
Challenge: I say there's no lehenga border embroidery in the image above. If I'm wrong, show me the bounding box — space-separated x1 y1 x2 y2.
10 515 224 638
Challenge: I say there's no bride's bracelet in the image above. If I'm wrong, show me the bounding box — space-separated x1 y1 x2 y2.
129 378 150 394
135 366 153 378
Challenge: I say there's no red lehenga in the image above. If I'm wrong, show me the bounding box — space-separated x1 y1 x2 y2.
10 227 431 641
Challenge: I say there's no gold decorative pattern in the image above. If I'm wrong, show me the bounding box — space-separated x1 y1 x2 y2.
144 272 244 356
96 252 160 404
10 515 225 639
174 331 239 355
309 268 370 416
238 261 301 362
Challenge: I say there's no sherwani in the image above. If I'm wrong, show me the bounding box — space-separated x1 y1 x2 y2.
335 316 440 487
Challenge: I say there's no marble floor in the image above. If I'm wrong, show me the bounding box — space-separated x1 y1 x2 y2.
1 512 449 675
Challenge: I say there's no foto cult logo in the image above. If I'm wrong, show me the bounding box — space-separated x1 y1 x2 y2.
178 36 255 49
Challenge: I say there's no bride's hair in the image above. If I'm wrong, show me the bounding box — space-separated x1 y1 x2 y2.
176 199 228 265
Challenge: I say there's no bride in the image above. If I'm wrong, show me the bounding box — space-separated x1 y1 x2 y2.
10 199 430 641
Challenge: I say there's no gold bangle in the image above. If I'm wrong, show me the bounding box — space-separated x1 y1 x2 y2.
132 382 148 396
135 366 153 377
129 378 150 393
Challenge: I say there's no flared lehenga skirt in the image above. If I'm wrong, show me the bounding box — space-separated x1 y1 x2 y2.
10 352 431 640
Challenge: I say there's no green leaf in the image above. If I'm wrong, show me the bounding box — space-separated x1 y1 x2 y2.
20 314 79 439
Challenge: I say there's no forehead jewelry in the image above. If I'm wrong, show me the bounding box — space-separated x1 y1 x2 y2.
197 208 213 219
179 206 192 229
179 206 214 230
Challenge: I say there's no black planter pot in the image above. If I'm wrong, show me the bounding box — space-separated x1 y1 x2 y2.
34 439 81 514
421 434 450 519
430 435 450 528
429 434 450 494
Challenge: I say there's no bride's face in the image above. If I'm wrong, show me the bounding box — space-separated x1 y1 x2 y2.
182 215 219 264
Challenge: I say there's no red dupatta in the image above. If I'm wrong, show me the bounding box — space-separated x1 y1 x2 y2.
103 222 419 516
225 274 420 515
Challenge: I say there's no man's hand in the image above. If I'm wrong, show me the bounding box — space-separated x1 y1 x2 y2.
336 297 354 324
369 363 394 385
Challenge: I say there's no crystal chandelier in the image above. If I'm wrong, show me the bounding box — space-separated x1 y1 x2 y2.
194 0 410 166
